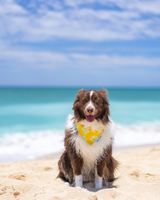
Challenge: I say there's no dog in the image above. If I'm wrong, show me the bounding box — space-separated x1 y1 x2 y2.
57 88 118 188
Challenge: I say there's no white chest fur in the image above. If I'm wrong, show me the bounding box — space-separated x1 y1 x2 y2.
66 114 115 178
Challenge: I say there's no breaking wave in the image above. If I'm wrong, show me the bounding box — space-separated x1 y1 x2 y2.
0 121 160 163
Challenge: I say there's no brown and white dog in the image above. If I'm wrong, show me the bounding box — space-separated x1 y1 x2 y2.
57 89 118 188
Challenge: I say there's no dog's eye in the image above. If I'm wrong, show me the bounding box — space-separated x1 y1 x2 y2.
95 99 99 103
82 99 86 103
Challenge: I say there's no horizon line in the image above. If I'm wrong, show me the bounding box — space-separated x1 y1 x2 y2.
0 86 160 89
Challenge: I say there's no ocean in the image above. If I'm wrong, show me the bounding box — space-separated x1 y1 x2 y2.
0 87 160 163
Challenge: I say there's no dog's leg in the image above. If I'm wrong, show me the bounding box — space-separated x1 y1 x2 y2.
57 151 74 184
71 152 83 188
75 175 83 188
105 146 119 182
95 160 105 189
95 168 102 188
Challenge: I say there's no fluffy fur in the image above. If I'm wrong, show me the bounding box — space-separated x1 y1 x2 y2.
57 89 118 188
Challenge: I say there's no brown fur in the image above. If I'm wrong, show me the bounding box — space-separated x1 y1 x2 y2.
103 146 119 181
57 89 119 185
57 128 83 184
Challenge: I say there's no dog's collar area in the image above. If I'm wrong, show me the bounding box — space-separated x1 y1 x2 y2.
76 122 104 145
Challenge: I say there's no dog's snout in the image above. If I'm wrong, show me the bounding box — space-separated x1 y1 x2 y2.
87 107 94 114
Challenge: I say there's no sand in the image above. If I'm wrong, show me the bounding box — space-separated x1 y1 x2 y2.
0 146 160 200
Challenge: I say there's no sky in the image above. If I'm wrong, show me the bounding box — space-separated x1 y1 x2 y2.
0 0 160 87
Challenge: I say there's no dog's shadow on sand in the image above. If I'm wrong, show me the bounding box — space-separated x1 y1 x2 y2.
82 179 117 192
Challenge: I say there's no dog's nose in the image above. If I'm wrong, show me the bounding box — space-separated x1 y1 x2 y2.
87 107 94 114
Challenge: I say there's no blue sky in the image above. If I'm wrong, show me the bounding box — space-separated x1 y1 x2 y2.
0 0 160 87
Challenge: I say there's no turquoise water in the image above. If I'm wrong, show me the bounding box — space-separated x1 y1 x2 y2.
0 87 160 162
0 87 160 134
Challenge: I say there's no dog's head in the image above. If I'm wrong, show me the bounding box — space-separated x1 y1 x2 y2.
72 89 110 125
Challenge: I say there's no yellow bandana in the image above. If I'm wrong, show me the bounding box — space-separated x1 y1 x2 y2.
76 123 104 145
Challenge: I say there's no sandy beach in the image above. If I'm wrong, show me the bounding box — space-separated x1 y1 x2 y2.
0 146 160 200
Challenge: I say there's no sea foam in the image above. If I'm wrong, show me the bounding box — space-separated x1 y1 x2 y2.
0 121 160 163
0 130 64 163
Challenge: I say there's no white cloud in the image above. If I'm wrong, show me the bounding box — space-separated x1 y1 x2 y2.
101 0 160 14
1 46 160 69
0 0 27 14
64 0 160 14
0 0 160 42
70 53 160 68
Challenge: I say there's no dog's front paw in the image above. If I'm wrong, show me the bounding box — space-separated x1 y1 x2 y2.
75 175 83 188
95 176 102 189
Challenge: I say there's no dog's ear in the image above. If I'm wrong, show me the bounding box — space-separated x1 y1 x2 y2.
72 89 83 110
102 103 110 124
78 88 84 94
72 93 82 122
100 88 108 96
101 88 110 124
72 97 79 110
72 88 85 110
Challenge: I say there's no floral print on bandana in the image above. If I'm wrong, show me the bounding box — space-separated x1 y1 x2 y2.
76 123 104 145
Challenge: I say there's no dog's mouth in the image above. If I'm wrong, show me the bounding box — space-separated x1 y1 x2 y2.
85 114 97 122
